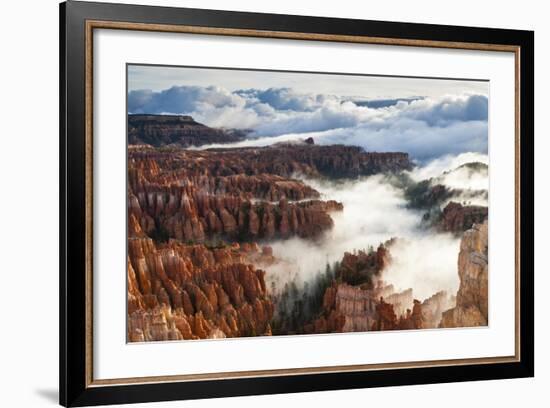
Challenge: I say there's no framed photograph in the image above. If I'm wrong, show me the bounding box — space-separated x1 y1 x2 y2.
60 1 534 406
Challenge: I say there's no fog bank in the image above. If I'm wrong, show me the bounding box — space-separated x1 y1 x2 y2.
266 180 457 301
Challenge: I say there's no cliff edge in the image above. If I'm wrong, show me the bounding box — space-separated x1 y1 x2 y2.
440 220 488 327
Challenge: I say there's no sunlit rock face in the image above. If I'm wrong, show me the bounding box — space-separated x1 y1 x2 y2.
301 246 451 334
127 215 275 341
128 146 347 243
127 137 411 245
306 280 442 334
440 220 488 328
421 291 455 329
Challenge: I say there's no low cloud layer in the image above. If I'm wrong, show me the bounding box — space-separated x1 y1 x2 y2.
265 174 458 301
263 151 489 301
129 85 488 161
408 151 489 182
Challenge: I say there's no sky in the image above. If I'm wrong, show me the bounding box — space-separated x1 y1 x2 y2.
128 64 488 99
127 64 489 162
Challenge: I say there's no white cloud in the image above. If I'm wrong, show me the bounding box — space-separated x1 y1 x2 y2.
194 118 488 163
129 84 488 161
263 151 489 301
265 172 463 301
408 152 489 181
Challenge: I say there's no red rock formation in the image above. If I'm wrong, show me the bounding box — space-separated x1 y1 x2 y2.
129 142 411 181
421 291 454 328
128 147 344 242
127 217 274 341
201 144 410 179
128 114 248 147
393 299 423 330
302 242 456 334
305 279 417 334
298 244 415 334
440 220 488 327
386 288 413 318
326 283 378 332
373 297 399 330
338 245 390 286
438 201 488 233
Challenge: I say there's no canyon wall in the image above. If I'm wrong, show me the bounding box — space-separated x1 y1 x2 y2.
306 281 452 333
128 148 344 243
127 215 275 341
440 220 489 327
437 202 488 233
200 144 411 179
301 245 453 334
128 114 248 147
127 141 411 244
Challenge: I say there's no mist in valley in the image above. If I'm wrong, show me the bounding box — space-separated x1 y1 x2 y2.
263 152 489 305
